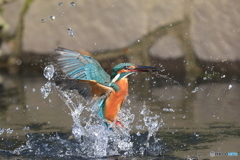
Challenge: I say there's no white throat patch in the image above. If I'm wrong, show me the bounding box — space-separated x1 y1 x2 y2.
111 73 120 83
110 72 133 83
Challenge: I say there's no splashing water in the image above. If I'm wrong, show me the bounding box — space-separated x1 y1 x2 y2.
4 65 163 159
6 128 13 134
41 19 46 23
0 128 4 135
70 2 75 7
43 65 54 80
140 103 162 156
56 88 136 158
40 81 52 99
50 16 56 20
67 28 75 37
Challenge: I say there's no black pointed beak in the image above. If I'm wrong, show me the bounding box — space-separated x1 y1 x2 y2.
131 66 158 72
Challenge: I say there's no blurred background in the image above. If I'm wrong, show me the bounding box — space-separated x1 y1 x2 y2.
0 0 239 159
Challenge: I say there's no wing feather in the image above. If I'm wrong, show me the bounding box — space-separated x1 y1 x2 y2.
56 79 114 100
54 47 111 86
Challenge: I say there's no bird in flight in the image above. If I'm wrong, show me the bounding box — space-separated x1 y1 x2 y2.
54 47 158 128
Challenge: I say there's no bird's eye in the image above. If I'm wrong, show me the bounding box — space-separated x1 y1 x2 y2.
123 66 129 70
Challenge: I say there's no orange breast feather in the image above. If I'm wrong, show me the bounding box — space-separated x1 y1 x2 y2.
104 78 128 122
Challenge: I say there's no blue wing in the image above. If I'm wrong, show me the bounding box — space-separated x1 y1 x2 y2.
54 47 111 86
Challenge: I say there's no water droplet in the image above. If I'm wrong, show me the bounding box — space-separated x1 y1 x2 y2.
40 81 52 99
212 113 216 117
32 88 36 92
36 106 39 110
23 127 30 131
70 2 75 7
41 19 46 23
135 125 143 130
0 128 4 135
58 2 63 6
43 65 55 80
137 40 140 42
6 128 13 134
136 132 141 136
194 132 199 138
162 108 174 112
228 84 232 89
50 16 55 20
191 87 199 93
67 28 75 37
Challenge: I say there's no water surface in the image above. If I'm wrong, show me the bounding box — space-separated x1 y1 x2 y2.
0 71 239 160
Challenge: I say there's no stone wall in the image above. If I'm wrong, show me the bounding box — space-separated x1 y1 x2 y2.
0 0 239 81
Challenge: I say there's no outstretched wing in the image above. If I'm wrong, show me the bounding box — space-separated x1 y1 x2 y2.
55 79 114 100
54 47 111 86
54 47 112 100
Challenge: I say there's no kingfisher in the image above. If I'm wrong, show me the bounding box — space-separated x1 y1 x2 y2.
54 47 158 127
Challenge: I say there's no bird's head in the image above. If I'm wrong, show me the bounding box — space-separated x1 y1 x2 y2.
111 63 157 82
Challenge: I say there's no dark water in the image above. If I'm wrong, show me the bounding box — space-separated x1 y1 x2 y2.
0 71 239 160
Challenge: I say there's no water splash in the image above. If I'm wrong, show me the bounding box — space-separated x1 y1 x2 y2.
50 16 56 20
4 66 163 158
141 104 162 144
6 128 13 134
41 19 46 23
70 2 75 7
40 81 52 99
43 65 55 80
67 28 75 37
0 128 4 135
191 87 199 93
41 65 55 99
56 88 136 158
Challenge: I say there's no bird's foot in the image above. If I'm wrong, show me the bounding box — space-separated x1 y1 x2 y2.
115 121 124 127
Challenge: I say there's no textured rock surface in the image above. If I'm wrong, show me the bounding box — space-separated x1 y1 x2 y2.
0 0 240 63
1 0 25 34
191 0 240 61
149 35 183 59
22 0 145 53
144 0 185 31
2 0 185 54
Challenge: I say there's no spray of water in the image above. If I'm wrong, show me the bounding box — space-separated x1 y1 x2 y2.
6 65 163 159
